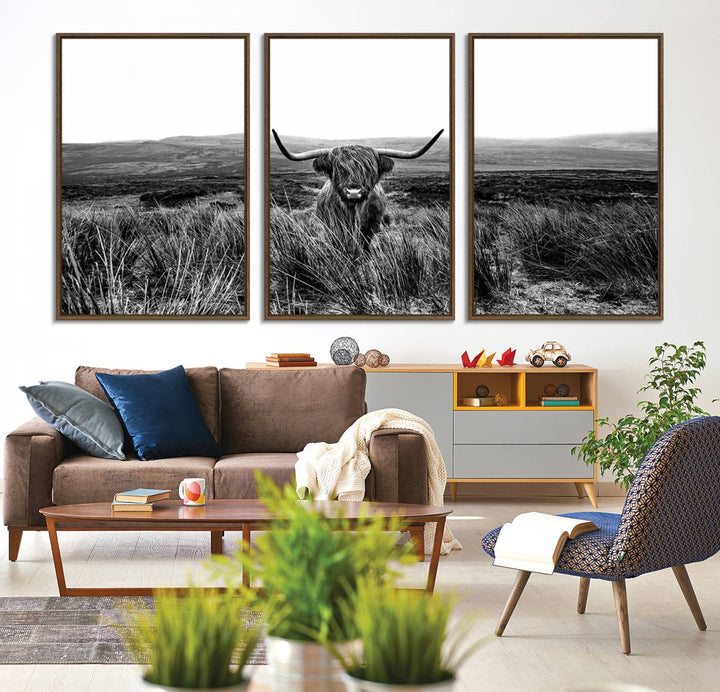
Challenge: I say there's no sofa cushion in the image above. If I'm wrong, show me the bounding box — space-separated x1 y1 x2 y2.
219 367 366 454
213 453 298 499
19 381 125 460
53 454 216 505
95 366 221 460
75 366 220 441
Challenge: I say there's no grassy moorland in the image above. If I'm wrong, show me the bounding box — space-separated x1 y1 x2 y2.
472 134 659 316
60 134 246 316
268 135 451 316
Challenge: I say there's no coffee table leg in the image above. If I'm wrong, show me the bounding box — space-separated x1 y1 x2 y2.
242 524 251 587
210 531 223 555
425 516 446 594
46 518 68 597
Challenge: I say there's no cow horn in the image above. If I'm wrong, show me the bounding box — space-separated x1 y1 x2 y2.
272 130 330 161
376 129 444 159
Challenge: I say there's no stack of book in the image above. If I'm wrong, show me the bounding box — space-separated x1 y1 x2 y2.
111 488 170 512
538 396 580 407
265 352 317 368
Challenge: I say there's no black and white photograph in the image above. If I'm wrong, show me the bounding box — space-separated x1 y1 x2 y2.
470 35 662 319
57 34 249 319
265 34 454 319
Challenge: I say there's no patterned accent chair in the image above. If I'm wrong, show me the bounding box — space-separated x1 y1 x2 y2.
482 416 720 654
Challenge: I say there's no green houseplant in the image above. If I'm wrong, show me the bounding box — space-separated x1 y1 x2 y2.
574 342 712 489
118 587 262 691
331 579 483 691
209 473 413 692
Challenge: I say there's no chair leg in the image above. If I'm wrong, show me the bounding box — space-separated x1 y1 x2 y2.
495 570 531 636
672 565 707 631
577 577 590 614
611 579 631 655
8 528 23 562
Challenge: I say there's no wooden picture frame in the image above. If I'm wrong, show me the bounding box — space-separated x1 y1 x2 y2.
265 33 455 320
469 34 663 320
56 33 250 319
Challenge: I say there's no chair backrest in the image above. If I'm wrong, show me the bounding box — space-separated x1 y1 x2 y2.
609 416 720 577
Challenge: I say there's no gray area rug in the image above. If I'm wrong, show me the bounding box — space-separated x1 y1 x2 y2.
0 597 266 665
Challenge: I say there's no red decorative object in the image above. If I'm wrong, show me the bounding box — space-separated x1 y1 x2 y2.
461 350 484 368
497 348 517 366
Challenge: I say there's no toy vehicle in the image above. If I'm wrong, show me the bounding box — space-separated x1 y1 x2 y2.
526 341 571 368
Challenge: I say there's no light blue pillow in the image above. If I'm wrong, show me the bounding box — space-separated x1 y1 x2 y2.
20 381 125 460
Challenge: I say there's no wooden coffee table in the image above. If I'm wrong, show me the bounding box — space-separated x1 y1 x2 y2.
40 500 451 597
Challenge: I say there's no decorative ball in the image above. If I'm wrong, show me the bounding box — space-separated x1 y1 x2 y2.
544 383 557 396
380 353 390 367
330 337 359 365
353 353 366 367
332 349 353 366
494 392 508 406
475 384 490 398
556 383 571 397
365 349 382 368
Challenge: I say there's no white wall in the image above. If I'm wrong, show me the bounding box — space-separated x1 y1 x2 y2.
2 0 720 449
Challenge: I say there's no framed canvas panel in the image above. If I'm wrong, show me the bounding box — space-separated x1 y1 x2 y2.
265 34 454 319
469 34 663 320
56 34 250 319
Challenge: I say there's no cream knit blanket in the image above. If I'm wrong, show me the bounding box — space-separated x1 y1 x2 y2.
295 408 461 556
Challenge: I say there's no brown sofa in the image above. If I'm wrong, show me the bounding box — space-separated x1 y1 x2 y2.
4 365 427 560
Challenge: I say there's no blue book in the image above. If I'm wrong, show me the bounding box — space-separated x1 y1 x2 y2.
113 488 170 503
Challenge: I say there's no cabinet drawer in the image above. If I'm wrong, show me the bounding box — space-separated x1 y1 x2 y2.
453 444 593 479
453 411 593 445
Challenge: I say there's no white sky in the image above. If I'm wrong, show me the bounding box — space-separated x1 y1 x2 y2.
62 38 245 143
473 38 658 139
270 38 450 140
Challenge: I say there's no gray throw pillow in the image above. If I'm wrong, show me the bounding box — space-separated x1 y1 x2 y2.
20 381 125 460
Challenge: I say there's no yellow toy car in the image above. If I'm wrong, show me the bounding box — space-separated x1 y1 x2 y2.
526 341 571 368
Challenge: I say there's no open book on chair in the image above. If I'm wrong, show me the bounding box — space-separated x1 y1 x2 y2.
493 512 599 575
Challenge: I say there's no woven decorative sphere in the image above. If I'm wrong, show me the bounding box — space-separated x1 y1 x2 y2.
544 383 557 396
556 383 571 397
330 337 359 365
495 392 508 406
364 349 382 368
353 353 366 367
380 353 390 367
475 384 490 398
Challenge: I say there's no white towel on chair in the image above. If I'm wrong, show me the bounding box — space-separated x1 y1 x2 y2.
295 408 461 556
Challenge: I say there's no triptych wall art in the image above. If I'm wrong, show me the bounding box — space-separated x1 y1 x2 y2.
56 33 662 321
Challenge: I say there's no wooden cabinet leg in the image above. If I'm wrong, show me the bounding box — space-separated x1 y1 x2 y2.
611 579 631 655
495 570 531 636
672 565 707 631
573 482 585 499
583 482 598 508
577 577 590 614
408 526 425 562
448 482 458 502
8 528 23 562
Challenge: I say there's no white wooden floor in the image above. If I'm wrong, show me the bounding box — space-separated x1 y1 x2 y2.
1 495 718 692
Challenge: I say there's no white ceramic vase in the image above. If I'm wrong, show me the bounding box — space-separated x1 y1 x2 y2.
141 677 249 691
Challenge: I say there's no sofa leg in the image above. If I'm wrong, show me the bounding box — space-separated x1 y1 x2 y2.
408 526 425 562
8 528 23 561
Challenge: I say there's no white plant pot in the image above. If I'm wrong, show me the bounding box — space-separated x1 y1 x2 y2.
341 672 456 692
265 636 346 692
141 677 249 691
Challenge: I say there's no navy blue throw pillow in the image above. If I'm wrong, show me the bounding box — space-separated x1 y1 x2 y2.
95 366 221 460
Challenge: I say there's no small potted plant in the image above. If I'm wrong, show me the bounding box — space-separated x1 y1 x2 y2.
332 580 483 691
118 587 262 691
209 474 412 692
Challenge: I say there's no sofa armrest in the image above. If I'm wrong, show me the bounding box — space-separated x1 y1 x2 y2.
4 418 67 527
367 429 427 505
